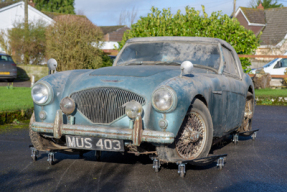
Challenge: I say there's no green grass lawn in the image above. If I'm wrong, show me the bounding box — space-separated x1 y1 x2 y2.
255 88 287 97
0 86 33 112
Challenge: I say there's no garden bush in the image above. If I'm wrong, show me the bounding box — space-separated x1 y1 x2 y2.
46 15 103 71
2 20 47 64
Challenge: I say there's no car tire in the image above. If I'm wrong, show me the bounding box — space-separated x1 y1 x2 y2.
156 99 213 162
238 92 254 134
29 112 53 151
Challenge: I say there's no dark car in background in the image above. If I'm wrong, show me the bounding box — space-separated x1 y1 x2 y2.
0 53 17 82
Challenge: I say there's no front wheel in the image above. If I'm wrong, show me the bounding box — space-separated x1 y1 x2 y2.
157 99 213 162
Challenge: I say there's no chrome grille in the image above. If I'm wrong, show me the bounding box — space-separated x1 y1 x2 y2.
70 87 145 124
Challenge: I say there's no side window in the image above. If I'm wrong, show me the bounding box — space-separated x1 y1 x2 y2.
222 47 239 77
281 59 287 67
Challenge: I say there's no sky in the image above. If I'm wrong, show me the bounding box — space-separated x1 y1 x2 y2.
74 0 287 27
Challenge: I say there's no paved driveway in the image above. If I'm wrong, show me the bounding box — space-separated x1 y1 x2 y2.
0 106 286 192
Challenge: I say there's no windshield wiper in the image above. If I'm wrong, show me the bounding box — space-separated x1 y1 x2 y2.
154 61 181 65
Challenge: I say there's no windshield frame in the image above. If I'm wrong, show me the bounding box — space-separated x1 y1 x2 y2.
114 41 223 73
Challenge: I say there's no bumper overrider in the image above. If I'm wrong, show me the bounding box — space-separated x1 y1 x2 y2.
31 110 175 146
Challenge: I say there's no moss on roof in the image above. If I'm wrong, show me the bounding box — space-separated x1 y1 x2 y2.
100 25 127 35
0 2 18 9
41 11 86 19
240 7 266 24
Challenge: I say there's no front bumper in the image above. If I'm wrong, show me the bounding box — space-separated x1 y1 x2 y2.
31 110 175 145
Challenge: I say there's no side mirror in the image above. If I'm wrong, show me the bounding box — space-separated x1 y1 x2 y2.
47 58 58 74
180 61 193 77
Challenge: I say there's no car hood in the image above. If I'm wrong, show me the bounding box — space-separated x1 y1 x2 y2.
89 66 179 77
58 66 181 98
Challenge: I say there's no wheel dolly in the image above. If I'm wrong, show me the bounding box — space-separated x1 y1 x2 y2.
150 154 227 178
233 129 259 145
29 145 57 165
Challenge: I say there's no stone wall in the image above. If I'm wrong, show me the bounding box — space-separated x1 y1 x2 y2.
17 65 48 81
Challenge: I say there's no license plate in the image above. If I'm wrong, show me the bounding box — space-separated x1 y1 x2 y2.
66 135 124 152
0 72 10 75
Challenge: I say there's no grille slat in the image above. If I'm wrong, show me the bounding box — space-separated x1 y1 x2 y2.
71 87 145 124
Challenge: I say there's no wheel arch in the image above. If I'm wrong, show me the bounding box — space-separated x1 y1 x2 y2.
194 94 208 107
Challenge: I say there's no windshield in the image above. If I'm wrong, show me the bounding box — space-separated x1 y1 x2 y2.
116 42 221 69
263 59 277 68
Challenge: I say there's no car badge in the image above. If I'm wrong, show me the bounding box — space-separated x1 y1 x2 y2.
101 80 123 83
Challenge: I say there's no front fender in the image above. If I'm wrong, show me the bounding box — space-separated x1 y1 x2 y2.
33 70 91 123
147 75 215 136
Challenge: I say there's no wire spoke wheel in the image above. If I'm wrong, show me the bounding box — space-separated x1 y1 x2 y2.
175 112 207 160
243 97 253 132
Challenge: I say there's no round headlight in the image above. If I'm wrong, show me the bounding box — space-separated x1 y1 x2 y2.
152 86 177 112
60 97 76 115
125 100 143 119
31 82 53 105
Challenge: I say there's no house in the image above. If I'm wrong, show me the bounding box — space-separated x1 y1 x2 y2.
234 4 287 61
0 1 54 52
99 25 130 55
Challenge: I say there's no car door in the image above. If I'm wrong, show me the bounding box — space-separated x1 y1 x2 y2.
271 58 287 75
221 47 246 132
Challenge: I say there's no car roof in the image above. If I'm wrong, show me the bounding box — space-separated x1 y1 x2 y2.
0 52 10 56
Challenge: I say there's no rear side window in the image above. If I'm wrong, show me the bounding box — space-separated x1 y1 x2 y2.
222 47 239 77
0 55 13 62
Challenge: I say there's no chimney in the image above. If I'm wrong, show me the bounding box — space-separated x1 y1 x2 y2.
257 2 264 10
28 0 35 7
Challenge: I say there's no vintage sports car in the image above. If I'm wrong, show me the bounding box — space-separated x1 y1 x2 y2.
29 37 255 176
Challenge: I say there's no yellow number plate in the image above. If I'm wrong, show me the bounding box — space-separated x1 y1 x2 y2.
0 72 10 75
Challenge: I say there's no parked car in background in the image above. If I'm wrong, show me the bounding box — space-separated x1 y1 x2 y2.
0 53 17 82
29 37 255 176
251 53 287 75
108 55 116 62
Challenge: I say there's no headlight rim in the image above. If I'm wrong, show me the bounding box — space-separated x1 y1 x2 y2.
152 86 177 113
31 81 54 105
60 96 76 115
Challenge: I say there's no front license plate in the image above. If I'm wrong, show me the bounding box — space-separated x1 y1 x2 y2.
66 135 124 152
0 72 10 75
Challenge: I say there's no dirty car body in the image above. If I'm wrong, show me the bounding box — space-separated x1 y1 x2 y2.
30 37 255 163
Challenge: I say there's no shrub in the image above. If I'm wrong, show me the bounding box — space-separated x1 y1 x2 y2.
6 20 47 64
119 6 260 72
284 69 287 86
100 54 113 68
46 15 103 71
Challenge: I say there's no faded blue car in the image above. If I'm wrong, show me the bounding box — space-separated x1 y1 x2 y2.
29 37 255 170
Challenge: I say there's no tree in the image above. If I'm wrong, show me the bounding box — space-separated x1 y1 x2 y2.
46 15 103 71
119 6 261 72
118 7 138 27
34 0 75 14
249 0 283 8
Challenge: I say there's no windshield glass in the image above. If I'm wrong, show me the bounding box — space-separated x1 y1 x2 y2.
263 59 277 68
116 42 221 69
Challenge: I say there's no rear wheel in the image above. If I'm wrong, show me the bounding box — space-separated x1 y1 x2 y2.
157 99 213 162
238 92 254 133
